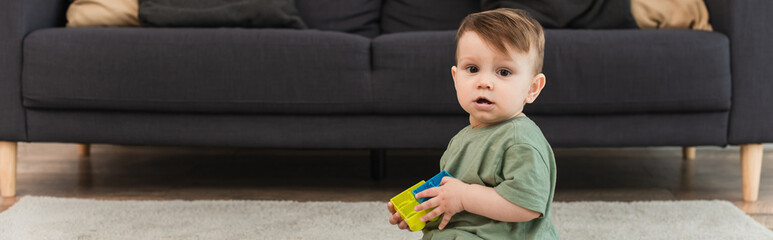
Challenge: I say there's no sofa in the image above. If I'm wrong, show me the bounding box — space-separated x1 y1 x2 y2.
1 0 770 201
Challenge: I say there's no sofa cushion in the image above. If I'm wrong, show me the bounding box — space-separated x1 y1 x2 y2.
296 0 381 38
372 31 460 114
372 29 731 115
381 0 479 34
22 28 372 114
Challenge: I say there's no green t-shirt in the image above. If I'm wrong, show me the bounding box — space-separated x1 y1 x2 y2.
422 116 559 240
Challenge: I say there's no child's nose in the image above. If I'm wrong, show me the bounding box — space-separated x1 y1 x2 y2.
475 75 494 90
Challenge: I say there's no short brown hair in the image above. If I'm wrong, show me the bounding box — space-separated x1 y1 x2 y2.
456 8 545 74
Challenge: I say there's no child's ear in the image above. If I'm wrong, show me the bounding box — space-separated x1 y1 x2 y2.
525 73 546 104
451 66 458 83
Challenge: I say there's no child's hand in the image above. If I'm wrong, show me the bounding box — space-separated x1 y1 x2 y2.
387 202 412 231
413 177 469 230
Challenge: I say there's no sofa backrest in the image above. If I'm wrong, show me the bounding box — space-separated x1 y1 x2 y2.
295 0 382 38
381 0 480 34
295 0 480 37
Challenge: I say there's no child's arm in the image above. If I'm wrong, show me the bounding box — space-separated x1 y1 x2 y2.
414 177 541 230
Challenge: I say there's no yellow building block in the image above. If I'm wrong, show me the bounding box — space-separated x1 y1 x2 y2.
389 181 440 231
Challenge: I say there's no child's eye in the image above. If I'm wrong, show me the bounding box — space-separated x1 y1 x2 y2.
466 66 479 73
497 69 511 76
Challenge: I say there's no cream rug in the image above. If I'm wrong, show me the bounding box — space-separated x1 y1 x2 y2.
0 196 771 240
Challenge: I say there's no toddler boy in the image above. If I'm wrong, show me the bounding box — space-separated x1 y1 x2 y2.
387 8 559 239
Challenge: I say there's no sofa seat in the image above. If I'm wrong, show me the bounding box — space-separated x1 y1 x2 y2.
373 29 731 115
22 28 373 114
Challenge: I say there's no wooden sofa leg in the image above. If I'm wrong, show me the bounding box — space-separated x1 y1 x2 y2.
683 146 696 160
741 144 763 202
0 141 17 197
78 144 91 157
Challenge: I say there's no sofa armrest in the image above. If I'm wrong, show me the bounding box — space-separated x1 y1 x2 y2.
704 0 773 144
0 0 67 141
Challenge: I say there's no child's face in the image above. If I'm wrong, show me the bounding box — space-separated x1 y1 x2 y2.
452 31 546 128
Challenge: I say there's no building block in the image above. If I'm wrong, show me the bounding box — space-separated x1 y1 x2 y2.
412 170 453 203
390 181 432 231
389 171 454 231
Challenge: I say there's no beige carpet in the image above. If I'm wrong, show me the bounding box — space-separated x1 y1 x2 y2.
0 196 771 239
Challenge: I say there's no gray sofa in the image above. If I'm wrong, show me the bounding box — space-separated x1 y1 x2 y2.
1 0 770 201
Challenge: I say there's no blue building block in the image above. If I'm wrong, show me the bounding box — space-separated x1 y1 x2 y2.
412 170 454 203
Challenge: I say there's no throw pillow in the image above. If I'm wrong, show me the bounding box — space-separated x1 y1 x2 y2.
631 0 713 31
66 0 140 27
481 0 639 29
138 0 308 29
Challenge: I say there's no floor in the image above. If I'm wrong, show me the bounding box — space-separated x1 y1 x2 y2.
1 143 772 230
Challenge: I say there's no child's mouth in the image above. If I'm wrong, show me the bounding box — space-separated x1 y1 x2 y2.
475 97 493 105
474 97 495 110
